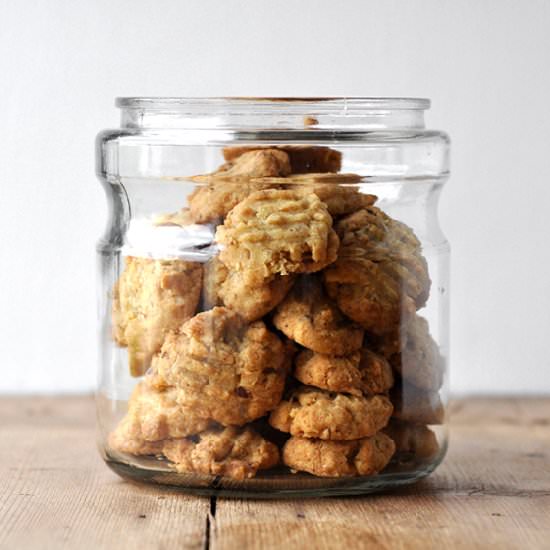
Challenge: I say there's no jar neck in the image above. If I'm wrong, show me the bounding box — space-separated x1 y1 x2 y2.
117 97 428 131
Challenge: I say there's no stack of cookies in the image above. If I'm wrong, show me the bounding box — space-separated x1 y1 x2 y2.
108 145 444 480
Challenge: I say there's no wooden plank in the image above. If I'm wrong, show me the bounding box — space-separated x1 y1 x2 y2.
0 396 209 550
211 397 550 550
0 396 549 550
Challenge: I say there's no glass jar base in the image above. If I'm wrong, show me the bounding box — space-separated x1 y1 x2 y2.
102 444 447 499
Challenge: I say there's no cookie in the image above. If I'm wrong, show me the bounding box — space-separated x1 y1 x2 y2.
112 256 203 376
333 207 430 307
186 149 290 223
108 382 214 455
383 419 440 461
323 238 417 337
269 387 393 440
283 432 395 477
294 348 394 396
151 307 289 426
216 189 339 285
222 145 342 174
273 276 363 356
202 256 295 321
390 383 444 425
162 426 280 480
372 315 444 391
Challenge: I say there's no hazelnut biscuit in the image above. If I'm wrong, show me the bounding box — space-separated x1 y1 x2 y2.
283 432 395 477
108 382 213 456
162 426 280 480
273 276 363 356
383 419 440 461
294 348 394 396
390 383 444 425
269 386 393 440
216 189 339 285
112 256 203 376
151 307 289 426
202 256 295 322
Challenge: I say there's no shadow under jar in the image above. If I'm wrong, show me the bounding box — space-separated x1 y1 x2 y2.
96 97 450 498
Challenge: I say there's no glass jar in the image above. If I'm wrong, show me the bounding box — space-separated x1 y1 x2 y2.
96 97 450 497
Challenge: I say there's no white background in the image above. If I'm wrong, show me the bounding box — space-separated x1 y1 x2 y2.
1 0 549 395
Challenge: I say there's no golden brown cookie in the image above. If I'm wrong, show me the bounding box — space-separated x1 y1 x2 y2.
108 382 214 456
383 419 440 461
202 256 295 321
222 145 342 174
294 348 394 396
112 256 203 376
323 206 430 335
283 432 395 477
333 207 430 307
303 180 376 217
151 307 289 426
186 149 290 223
273 276 363 356
162 426 280 480
269 387 393 440
390 383 444 425
216 189 339 285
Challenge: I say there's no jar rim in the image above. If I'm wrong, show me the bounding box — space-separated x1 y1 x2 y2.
115 97 431 112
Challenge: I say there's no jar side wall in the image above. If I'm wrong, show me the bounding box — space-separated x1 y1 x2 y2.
96 133 450 496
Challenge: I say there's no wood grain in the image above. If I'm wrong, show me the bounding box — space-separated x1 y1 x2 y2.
0 396 549 549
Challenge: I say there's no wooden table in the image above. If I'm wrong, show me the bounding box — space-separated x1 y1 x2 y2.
0 397 548 549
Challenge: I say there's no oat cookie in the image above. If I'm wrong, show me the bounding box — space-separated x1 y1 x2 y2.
283 432 395 477
108 382 213 456
323 229 419 336
112 256 203 376
294 348 394 396
390 383 444 425
383 419 440 461
269 387 393 440
333 207 430 307
151 307 289 426
202 256 295 321
162 426 279 480
273 276 363 356
186 149 290 223
222 145 342 174
216 189 339 284
389 316 444 391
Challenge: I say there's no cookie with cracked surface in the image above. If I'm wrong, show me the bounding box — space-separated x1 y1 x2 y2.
273 276 363 356
383 419 440 462
216 189 339 285
390 383 444 425
112 256 203 376
202 256 295 321
162 426 280 480
151 307 289 426
222 145 342 174
108 382 214 456
283 432 395 477
269 387 393 440
294 348 394 396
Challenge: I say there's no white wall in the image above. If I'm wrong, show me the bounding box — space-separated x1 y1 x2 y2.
1 0 549 394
